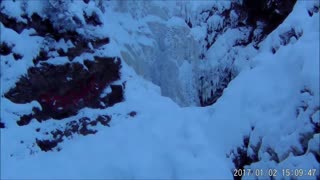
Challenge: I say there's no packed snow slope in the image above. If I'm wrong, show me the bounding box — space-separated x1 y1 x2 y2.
1 0 319 179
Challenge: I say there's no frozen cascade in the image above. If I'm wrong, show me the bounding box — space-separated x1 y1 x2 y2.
111 1 255 106
120 22 201 106
114 1 201 106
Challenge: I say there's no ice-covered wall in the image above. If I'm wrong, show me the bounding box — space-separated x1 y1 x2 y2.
109 0 296 106
109 1 202 106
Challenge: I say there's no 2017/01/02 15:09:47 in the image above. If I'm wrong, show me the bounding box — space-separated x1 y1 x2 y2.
233 168 317 177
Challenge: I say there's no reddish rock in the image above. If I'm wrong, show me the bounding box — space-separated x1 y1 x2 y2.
5 57 123 123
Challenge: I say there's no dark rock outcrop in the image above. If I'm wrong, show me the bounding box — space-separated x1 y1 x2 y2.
84 11 102 26
0 13 27 34
17 114 33 126
36 115 112 152
92 37 110 49
1 12 110 63
128 111 137 117
196 0 297 107
1 4 122 126
95 115 112 126
13 53 23 60
5 57 123 123
200 0 297 51
230 135 260 180
1 1 124 155
0 122 5 128
32 49 50 64
243 0 297 36
78 117 98 136
0 42 13 56
36 139 61 152
101 85 124 107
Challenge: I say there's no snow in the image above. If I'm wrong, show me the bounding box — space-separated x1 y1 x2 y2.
68 1 87 25
0 25 42 94
166 16 187 27
1 0 319 179
45 56 69 65
25 0 46 18
207 14 224 31
1 99 41 122
308 134 320 154
0 0 25 23
99 86 112 98
1 69 232 179
190 25 207 41
55 39 75 53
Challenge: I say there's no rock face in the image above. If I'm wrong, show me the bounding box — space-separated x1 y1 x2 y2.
229 88 320 179
0 2 125 125
0 1 126 154
0 42 13 56
243 0 297 37
0 122 5 128
199 0 297 51
36 115 112 152
5 57 123 122
194 0 297 107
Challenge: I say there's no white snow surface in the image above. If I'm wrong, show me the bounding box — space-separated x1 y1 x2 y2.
1 1 319 179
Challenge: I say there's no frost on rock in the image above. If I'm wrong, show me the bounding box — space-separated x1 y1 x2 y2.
227 1 320 178
1 0 124 151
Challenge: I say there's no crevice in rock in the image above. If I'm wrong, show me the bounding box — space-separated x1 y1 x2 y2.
229 135 260 180
0 122 5 128
198 68 234 107
0 42 13 56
